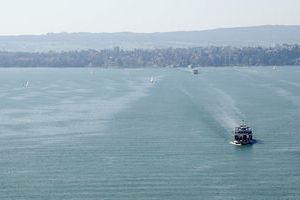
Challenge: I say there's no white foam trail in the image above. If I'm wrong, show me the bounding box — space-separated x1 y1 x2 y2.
62 78 155 124
1 76 157 147
229 141 242 146
180 82 244 133
280 80 300 89
274 87 300 108
109 79 153 113
207 87 244 132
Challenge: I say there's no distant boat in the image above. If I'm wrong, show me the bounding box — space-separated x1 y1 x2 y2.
150 76 154 83
273 66 277 70
192 69 198 74
188 65 193 69
25 81 29 88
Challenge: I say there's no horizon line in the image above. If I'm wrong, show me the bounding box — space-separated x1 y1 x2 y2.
0 24 299 37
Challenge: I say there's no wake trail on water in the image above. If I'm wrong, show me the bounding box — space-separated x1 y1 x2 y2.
251 70 300 110
83 78 156 129
280 80 300 90
207 86 244 133
179 82 244 137
273 86 300 108
6 75 158 147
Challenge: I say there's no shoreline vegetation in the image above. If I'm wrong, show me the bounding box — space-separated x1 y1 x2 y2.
0 44 300 68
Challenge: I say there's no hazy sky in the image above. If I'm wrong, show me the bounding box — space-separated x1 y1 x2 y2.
0 0 299 35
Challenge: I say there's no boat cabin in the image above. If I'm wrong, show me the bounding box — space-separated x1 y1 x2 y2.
234 121 253 145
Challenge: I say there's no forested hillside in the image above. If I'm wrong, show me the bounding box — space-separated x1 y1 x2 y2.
0 45 299 67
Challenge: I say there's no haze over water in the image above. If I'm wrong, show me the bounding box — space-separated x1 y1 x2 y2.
0 67 300 199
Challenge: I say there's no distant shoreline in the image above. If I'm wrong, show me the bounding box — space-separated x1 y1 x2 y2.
0 44 299 68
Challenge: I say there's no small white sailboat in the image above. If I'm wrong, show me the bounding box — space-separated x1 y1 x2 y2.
150 76 154 83
25 81 29 88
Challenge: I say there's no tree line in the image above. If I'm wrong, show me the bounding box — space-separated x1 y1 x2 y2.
0 44 300 67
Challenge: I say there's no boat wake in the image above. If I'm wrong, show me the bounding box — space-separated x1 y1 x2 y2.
229 141 242 146
229 139 258 146
207 87 245 133
179 81 244 140
274 86 300 109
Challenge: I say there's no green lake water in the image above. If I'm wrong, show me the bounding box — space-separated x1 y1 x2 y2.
0 67 299 199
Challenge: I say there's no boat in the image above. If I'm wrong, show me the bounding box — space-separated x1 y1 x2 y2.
192 69 198 74
233 120 253 145
188 64 193 69
150 76 154 83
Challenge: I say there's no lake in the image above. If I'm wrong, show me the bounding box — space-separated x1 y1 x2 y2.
0 67 300 199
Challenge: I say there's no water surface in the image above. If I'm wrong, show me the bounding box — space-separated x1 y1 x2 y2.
0 67 300 199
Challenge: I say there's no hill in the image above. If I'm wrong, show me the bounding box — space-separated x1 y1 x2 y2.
1 25 300 52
